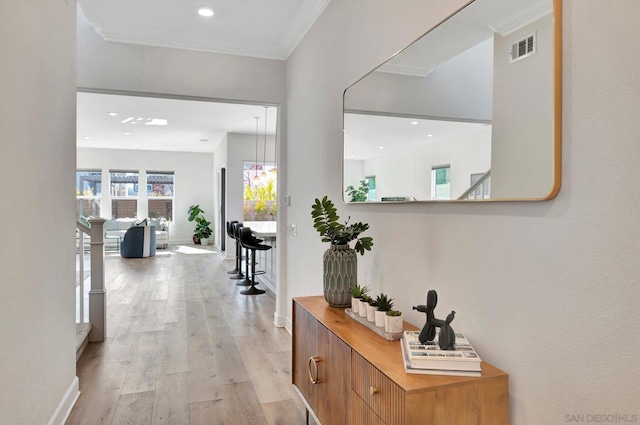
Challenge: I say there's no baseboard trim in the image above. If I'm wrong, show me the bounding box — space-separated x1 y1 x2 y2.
273 312 287 328
47 376 80 425
285 316 293 335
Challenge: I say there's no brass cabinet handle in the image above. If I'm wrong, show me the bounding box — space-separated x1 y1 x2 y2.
370 386 378 396
308 356 321 384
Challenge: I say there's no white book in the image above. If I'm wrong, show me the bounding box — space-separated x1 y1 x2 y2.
400 341 482 377
402 330 481 372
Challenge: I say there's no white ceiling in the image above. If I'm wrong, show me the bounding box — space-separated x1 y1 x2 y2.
78 0 332 60
77 92 277 153
377 0 551 77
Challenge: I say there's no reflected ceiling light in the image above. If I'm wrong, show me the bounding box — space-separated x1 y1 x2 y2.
108 112 118 116
145 118 168 126
197 6 214 17
121 117 134 124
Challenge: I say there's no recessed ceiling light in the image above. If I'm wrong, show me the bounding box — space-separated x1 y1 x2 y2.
379 146 384 149
200 139 209 142
197 6 214 17
133 144 139 147
124 132 131 136
108 112 118 116
427 134 434 137
84 136 91 140
146 119 168 126
411 121 419 125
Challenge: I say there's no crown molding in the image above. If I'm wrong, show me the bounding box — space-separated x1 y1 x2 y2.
280 0 332 58
488 0 553 36
375 63 433 78
96 23 285 60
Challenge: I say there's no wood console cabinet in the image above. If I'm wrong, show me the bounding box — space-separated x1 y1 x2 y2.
292 296 509 425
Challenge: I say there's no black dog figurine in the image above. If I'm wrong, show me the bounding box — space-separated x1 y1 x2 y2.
412 290 456 350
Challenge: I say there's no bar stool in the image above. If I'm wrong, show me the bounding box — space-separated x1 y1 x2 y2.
226 220 240 275
239 227 271 295
229 222 245 280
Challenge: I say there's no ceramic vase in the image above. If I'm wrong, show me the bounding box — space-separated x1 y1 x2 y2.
351 297 360 313
375 310 386 328
386 314 403 334
323 244 357 307
359 300 368 317
366 304 376 322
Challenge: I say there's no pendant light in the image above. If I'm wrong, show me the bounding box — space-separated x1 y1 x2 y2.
252 117 260 186
260 107 269 183
270 107 277 177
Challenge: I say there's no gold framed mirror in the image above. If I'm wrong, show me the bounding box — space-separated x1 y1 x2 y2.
343 0 561 203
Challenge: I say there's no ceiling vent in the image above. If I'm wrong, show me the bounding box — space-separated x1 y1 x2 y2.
510 33 536 63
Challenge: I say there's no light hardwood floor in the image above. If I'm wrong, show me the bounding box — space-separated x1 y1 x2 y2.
67 246 309 425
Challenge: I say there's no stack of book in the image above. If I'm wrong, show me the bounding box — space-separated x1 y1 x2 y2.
400 330 482 377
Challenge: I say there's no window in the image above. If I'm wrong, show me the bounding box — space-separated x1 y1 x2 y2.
147 171 174 221
243 162 277 221
76 170 102 219
110 171 138 218
365 176 376 201
431 165 451 200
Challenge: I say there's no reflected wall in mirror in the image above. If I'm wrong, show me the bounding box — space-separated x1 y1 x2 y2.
343 0 561 202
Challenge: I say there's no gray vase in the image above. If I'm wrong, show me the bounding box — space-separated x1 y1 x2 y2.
323 244 357 307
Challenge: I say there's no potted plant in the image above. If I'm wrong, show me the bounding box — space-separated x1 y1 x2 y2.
188 204 213 245
385 310 403 334
351 284 369 314
375 293 394 328
311 196 374 307
366 298 378 322
359 295 371 318
345 180 369 202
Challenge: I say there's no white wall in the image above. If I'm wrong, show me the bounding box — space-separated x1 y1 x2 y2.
0 1 78 424
491 15 554 199
285 1 640 424
359 126 491 200
77 148 214 243
345 37 493 122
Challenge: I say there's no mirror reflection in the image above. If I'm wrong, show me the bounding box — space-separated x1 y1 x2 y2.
343 0 560 202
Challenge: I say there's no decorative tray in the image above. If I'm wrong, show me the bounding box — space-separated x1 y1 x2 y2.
345 308 403 341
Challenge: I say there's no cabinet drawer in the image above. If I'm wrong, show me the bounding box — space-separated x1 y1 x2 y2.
350 390 385 425
352 351 405 424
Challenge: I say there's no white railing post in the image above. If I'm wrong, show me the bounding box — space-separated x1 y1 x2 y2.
88 217 106 342
78 230 85 323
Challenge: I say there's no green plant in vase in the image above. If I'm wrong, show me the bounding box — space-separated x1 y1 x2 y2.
385 310 403 334
375 294 394 328
366 298 379 322
311 196 374 307
188 204 213 245
351 284 369 314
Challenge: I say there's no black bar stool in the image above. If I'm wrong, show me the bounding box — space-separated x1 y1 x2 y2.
226 220 240 274
235 225 263 287
239 227 271 295
229 222 245 280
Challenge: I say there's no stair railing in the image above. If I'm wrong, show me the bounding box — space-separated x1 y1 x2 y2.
75 218 106 342
457 169 491 200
